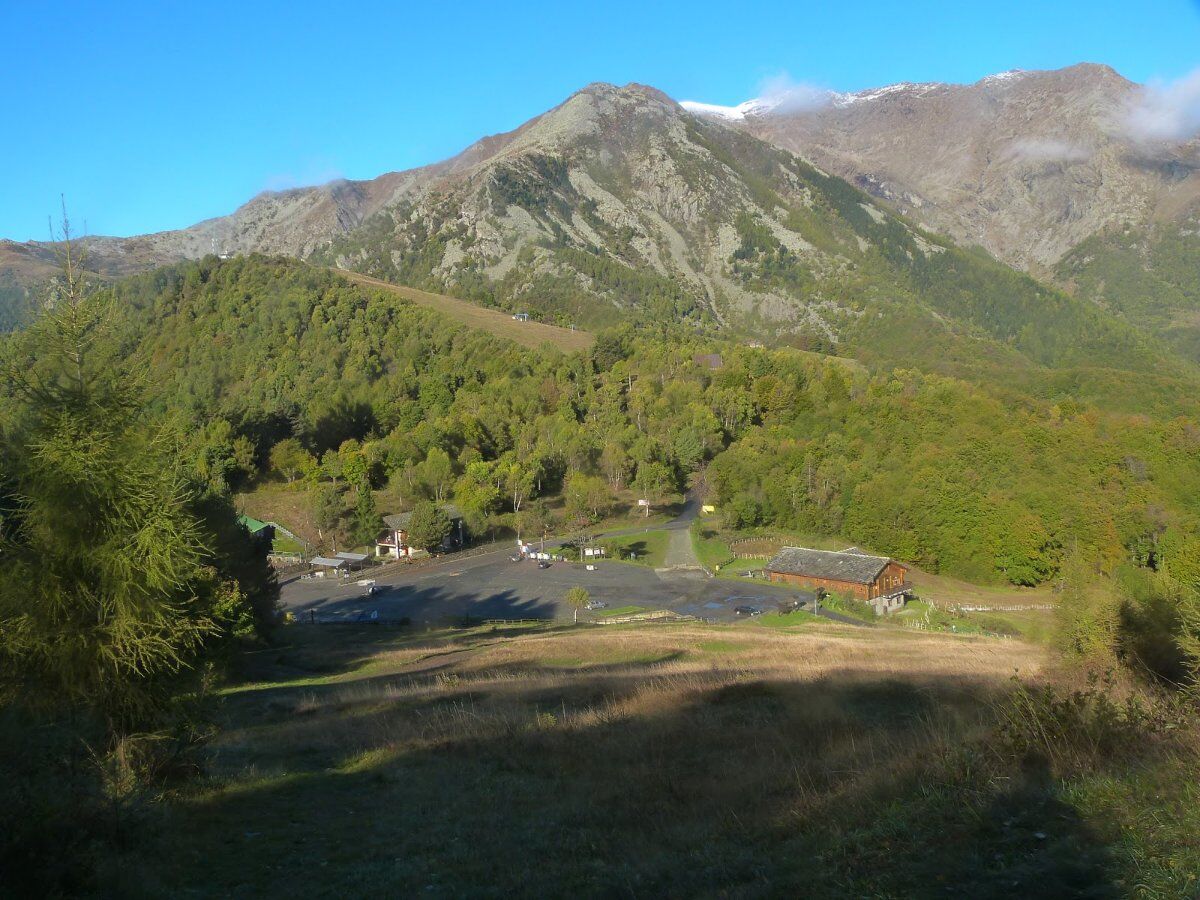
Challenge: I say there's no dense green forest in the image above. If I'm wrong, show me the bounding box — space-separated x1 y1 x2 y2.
0 271 37 332
6 248 1200 644
19 255 1197 600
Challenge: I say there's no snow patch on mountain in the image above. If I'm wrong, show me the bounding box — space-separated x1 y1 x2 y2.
679 98 780 121
832 82 943 107
981 69 1028 84
684 70 1037 120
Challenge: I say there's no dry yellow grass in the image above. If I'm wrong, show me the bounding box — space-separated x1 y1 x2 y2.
334 269 595 353
218 622 1044 787
360 621 1042 685
233 484 322 545
144 624 1200 896
908 565 1058 608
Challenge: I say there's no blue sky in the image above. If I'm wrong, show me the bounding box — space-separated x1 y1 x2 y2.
3 0 1200 240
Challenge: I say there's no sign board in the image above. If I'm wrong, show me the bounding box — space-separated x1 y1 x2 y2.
637 498 649 507
702 504 715 514
582 547 606 558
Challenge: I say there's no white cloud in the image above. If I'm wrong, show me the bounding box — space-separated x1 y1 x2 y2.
755 72 831 114
262 162 344 192
1006 137 1093 163
680 73 830 121
1123 67 1200 144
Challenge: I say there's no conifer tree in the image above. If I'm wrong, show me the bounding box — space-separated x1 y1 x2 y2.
351 480 379 546
0 225 229 739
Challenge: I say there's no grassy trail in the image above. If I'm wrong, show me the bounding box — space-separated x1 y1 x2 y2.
334 269 595 353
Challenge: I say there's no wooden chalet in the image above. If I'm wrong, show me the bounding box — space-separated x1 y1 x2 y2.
765 546 911 614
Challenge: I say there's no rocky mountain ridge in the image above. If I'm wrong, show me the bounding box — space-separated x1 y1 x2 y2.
10 63 1196 282
3 66 1197 372
689 63 1200 271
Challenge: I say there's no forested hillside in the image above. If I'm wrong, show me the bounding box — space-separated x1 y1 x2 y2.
0 271 38 331
35 255 1192 599
1057 213 1200 361
0 262 280 893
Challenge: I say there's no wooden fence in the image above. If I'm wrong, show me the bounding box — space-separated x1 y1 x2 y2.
950 604 1055 613
726 536 783 559
593 610 697 625
900 619 1013 639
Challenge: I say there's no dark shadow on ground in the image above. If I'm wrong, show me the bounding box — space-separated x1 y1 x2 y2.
147 639 1123 898
615 539 649 560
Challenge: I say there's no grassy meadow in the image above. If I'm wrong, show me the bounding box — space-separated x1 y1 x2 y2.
335 269 595 353
97 620 1200 897
599 529 671 567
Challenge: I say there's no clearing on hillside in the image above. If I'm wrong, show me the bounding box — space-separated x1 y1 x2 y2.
334 269 595 353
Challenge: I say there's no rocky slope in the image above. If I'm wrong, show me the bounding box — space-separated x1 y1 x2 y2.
689 63 1200 273
1 76 1189 387
296 81 1168 384
3 83 1007 342
7 63 1197 288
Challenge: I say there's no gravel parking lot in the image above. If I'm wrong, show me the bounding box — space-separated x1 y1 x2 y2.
279 549 831 625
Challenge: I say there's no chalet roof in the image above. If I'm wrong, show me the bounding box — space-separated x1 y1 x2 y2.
766 546 897 584
383 504 463 530
238 514 271 534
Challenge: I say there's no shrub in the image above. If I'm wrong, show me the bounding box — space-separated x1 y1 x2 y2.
993 672 1193 769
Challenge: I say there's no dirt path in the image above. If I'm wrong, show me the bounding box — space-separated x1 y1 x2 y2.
333 269 594 353
660 494 704 571
662 527 700 568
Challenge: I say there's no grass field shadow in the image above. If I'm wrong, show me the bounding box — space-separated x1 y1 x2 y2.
148 626 1121 897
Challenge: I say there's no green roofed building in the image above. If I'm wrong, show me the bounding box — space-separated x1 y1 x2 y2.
237 515 274 539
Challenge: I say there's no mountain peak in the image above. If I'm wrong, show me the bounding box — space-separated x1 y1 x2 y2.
1057 61 1128 82
574 81 677 106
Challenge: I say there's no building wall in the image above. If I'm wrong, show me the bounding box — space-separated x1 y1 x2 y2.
876 562 908 598
766 571 873 600
767 561 909 603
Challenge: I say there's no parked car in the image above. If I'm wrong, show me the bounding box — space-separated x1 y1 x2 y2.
734 605 763 617
585 600 608 610
537 561 551 569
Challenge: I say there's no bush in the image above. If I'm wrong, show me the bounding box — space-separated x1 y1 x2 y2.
821 592 878 623
994 672 1193 769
